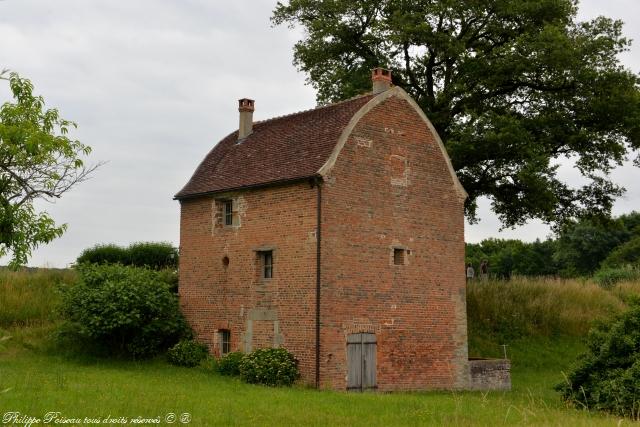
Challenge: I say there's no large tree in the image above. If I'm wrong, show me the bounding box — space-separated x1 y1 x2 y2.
0 70 98 267
273 0 640 227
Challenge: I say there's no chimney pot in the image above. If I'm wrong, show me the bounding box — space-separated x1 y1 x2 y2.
238 98 255 140
372 68 392 94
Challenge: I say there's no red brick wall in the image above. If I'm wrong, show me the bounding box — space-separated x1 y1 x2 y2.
320 95 469 390
179 93 468 391
178 182 318 384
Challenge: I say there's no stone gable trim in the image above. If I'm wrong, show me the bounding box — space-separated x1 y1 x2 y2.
317 86 468 201
342 320 381 335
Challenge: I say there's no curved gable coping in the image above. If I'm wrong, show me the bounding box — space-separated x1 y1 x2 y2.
317 86 468 200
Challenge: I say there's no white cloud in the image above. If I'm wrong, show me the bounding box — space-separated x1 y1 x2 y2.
0 0 638 265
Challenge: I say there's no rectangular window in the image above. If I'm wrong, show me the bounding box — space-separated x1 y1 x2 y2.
219 330 230 355
262 250 273 279
223 200 233 226
393 248 405 265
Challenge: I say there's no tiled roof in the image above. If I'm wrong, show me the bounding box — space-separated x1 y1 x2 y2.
175 94 375 199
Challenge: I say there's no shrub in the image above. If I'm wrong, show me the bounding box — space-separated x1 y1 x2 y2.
239 348 299 386
156 268 179 293
60 264 187 358
556 303 640 419
76 242 178 270
217 351 244 376
593 266 640 289
167 339 209 367
77 244 128 265
602 236 640 269
127 242 178 270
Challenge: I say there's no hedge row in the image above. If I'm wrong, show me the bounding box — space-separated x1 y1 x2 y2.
77 242 178 270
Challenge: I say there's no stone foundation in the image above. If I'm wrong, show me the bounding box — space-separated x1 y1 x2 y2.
468 358 511 391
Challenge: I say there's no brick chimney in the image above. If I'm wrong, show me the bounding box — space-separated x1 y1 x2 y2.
372 68 392 94
238 98 255 139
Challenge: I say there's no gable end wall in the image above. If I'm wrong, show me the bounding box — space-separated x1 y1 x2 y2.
320 95 469 390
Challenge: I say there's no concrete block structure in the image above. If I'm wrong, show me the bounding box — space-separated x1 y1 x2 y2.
469 359 512 391
175 69 470 391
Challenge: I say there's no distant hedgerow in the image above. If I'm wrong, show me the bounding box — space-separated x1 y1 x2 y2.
76 244 129 265
77 242 178 270
127 242 179 270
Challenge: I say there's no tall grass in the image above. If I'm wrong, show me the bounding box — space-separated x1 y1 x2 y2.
0 268 76 328
466 276 640 358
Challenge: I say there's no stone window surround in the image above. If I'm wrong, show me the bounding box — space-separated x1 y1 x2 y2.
253 245 276 281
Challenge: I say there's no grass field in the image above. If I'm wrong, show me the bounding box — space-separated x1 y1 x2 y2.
1 269 639 426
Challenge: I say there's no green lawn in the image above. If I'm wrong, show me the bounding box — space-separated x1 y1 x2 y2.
0 332 630 426
2 270 638 426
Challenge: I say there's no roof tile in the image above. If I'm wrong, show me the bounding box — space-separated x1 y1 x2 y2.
175 94 374 199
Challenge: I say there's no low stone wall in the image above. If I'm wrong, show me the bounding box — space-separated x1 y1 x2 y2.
468 358 511 391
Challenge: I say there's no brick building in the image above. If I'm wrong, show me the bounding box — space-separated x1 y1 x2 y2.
175 69 470 391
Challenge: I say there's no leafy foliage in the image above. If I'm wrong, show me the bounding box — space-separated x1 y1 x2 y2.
127 242 179 270
76 244 129 265
59 264 187 358
272 0 640 227
593 266 640 290
217 351 244 377
465 212 640 278
239 348 299 386
0 71 99 267
557 303 640 419
167 339 209 367
555 218 631 276
601 236 640 269
466 238 558 278
77 242 178 270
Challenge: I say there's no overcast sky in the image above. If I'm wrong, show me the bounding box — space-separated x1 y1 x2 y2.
1 0 639 268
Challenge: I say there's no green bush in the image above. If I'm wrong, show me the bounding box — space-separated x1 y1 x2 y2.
466 238 560 279
556 303 640 419
127 242 178 270
217 351 244 376
156 268 179 293
167 339 209 367
239 348 299 386
602 236 640 269
76 242 178 270
77 244 129 265
60 264 188 358
593 266 640 289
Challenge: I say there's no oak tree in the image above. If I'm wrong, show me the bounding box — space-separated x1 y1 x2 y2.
273 0 640 227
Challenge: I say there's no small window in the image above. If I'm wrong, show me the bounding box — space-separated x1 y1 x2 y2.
393 248 406 266
262 250 273 279
223 200 233 226
219 330 231 355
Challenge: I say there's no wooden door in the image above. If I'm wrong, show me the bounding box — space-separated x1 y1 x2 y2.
347 333 377 391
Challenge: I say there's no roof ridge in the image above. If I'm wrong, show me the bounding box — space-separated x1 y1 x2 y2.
253 92 373 126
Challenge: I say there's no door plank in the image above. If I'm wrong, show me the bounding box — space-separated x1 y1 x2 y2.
347 334 362 390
